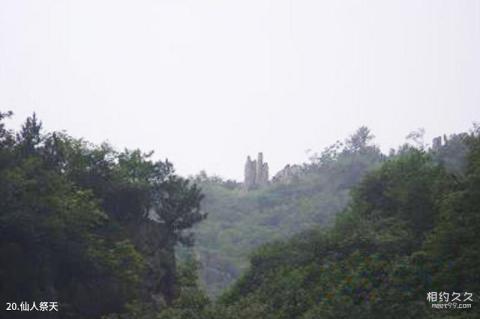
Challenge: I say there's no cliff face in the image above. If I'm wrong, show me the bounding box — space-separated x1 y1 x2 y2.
272 164 303 184
244 156 257 190
127 217 176 307
244 153 269 190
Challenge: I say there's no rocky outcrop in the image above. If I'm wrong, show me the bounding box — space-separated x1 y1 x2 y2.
272 164 303 184
431 134 461 151
256 152 269 187
128 212 176 308
432 136 443 151
244 156 257 190
244 153 269 190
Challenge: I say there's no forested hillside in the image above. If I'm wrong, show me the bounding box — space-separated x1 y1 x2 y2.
0 112 206 318
1 111 478 319
192 127 385 296
215 128 480 319
160 126 479 319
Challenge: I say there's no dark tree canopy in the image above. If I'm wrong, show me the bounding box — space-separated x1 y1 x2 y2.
0 112 205 318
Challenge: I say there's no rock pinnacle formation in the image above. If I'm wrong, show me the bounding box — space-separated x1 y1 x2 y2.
244 152 269 190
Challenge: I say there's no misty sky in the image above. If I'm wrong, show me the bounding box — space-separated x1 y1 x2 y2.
1 0 479 180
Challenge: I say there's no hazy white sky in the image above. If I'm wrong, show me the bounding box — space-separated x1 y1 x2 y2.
1 0 479 180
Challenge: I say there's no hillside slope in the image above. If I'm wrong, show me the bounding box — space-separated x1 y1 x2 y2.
193 128 385 296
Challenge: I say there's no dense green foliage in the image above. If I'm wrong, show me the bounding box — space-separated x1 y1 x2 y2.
156 128 479 318
1 111 478 318
193 128 385 296
214 129 479 318
0 112 205 318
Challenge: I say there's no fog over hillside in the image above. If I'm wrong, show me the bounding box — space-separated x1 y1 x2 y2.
1 1 479 318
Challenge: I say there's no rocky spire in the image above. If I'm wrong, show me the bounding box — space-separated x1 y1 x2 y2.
244 156 257 190
243 152 269 190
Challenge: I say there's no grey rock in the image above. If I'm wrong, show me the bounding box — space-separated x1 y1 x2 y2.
243 152 269 190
